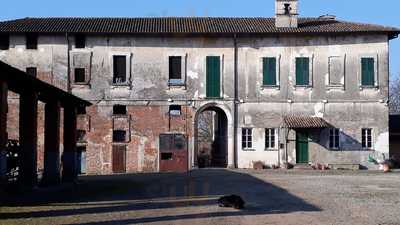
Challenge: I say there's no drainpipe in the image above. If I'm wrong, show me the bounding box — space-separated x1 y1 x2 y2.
233 34 239 168
66 33 71 92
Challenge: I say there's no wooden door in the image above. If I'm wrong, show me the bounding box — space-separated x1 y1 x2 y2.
296 131 309 164
112 145 126 173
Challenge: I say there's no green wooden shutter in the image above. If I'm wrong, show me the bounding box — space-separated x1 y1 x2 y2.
206 56 220 98
263 57 277 86
296 57 309 86
361 58 374 86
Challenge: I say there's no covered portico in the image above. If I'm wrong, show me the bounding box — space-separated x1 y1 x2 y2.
281 116 331 164
0 61 91 188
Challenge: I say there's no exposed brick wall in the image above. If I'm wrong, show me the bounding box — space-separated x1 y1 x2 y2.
7 78 195 175
81 104 194 175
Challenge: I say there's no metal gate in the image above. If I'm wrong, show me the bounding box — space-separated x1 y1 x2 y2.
159 134 188 172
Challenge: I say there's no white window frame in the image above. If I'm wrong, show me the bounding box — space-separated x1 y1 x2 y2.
359 54 379 89
329 128 340 150
110 52 132 86
265 128 278 150
361 128 373 150
242 128 253 150
259 54 281 89
168 54 187 86
203 54 224 98
293 54 314 89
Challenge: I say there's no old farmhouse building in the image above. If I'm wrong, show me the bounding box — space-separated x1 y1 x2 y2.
0 0 399 175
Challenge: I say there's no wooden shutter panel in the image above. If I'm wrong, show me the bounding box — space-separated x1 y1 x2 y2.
263 58 276 86
296 58 309 86
362 58 374 86
206 56 220 98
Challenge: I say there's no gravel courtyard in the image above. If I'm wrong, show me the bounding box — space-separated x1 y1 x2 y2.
1 169 399 225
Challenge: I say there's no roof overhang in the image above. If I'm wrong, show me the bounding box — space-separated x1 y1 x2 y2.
282 116 331 129
0 61 91 108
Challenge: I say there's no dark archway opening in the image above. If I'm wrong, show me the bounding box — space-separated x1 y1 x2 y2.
195 106 228 168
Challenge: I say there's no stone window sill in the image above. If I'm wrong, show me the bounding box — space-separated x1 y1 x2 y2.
261 85 280 90
359 86 379 90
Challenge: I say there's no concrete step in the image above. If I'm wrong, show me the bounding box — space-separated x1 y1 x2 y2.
293 164 313 170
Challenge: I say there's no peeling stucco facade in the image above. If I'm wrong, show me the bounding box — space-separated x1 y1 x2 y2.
0 31 392 173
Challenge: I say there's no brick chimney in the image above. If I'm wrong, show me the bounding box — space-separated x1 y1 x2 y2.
275 0 298 28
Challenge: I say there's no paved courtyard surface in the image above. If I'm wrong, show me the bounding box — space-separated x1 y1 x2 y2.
1 169 400 225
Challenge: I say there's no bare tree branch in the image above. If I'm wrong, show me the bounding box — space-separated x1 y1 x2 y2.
390 74 400 114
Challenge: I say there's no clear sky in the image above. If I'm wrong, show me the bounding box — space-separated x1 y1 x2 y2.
1 0 399 76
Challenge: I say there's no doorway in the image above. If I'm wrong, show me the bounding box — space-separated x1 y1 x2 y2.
296 131 309 164
195 106 228 168
112 145 126 173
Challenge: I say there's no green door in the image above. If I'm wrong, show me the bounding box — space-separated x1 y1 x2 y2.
206 56 220 98
296 131 309 163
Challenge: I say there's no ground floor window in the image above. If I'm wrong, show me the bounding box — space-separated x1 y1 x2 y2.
329 128 340 149
362 128 373 149
265 128 276 150
242 128 253 150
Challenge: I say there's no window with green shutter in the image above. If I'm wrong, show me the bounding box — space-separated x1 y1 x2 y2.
263 57 277 86
206 56 221 98
361 58 375 86
296 57 310 86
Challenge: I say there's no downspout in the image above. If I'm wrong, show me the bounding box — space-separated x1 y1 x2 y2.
233 34 239 168
66 33 71 92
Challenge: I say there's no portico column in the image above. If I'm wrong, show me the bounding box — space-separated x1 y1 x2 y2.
41 101 61 185
19 91 38 187
62 105 78 182
0 80 8 182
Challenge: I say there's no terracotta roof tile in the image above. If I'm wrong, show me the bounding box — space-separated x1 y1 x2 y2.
0 17 398 38
283 116 331 128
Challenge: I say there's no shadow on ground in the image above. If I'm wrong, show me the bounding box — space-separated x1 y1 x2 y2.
0 169 321 224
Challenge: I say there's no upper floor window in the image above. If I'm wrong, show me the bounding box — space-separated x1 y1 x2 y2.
361 58 375 86
361 128 373 149
329 128 340 149
296 57 310 86
265 128 277 150
113 55 127 84
242 128 253 150
0 34 9 50
206 56 221 98
74 68 86 83
26 67 37 77
262 57 277 86
113 105 127 115
169 56 183 85
75 34 86 49
26 33 38 50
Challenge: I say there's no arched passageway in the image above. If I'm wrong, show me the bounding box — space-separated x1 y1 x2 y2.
194 106 228 168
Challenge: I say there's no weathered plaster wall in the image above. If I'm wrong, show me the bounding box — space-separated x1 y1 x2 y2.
237 35 389 169
0 33 390 172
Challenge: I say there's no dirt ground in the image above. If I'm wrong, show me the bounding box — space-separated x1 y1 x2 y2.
0 169 400 225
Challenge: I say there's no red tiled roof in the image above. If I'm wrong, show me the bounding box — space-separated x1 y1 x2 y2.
0 17 398 38
283 116 331 128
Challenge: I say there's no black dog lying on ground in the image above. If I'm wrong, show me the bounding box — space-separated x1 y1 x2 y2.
218 195 245 209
